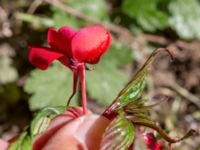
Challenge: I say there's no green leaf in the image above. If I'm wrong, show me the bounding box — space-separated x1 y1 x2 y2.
114 48 172 109
103 48 171 118
8 133 31 150
100 113 134 150
122 0 168 32
64 0 107 20
118 69 147 105
30 107 64 138
169 0 200 39
87 44 132 106
25 62 78 111
51 6 80 29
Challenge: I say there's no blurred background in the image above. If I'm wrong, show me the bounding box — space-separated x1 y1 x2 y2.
0 0 199 149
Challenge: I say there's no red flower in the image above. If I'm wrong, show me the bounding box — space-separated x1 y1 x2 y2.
29 25 112 70
28 25 112 114
143 132 163 150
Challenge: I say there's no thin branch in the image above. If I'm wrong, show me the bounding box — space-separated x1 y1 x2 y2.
167 83 200 108
28 0 44 14
143 34 171 45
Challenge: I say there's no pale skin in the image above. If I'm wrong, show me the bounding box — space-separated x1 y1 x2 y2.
38 114 110 150
0 139 9 150
33 108 110 150
0 109 110 150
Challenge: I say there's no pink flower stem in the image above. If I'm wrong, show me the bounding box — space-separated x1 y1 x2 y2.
79 64 87 114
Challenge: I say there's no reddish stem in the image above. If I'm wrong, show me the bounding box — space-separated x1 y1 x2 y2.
79 64 87 114
168 143 172 150
102 99 118 120
67 69 79 107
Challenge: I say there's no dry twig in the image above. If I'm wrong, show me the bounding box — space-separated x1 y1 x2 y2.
28 0 44 14
167 83 200 108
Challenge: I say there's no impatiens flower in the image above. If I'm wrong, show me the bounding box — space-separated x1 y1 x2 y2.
29 25 112 70
28 25 112 114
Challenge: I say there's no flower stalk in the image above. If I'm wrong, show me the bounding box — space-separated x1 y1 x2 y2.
79 64 87 114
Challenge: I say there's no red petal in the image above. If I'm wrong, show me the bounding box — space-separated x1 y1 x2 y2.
28 46 63 70
71 25 112 64
47 27 76 56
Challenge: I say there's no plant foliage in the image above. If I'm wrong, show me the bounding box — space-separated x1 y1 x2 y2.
122 0 169 32
25 62 78 110
169 0 200 39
